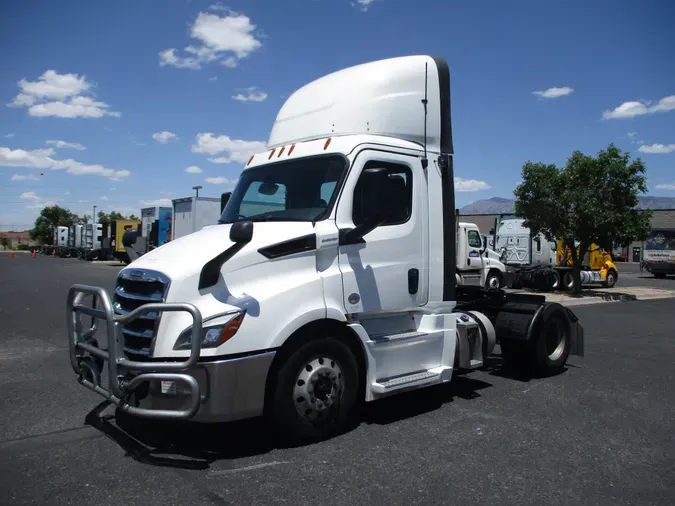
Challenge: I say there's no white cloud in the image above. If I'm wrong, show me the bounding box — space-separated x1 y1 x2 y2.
0 146 130 180
209 76 218 82
638 143 675 154
11 173 40 181
602 95 675 120
160 191 172 196
352 0 377 11
654 183 675 190
100 196 109 201
7 70 120 119
20 191 41 201
185 165 203 173
192 133 266 163
140 198 173 207
532 87 574 99
232 86 267 102
205 176 237 185
159 9 263 70
455 177 491 192
152 131 179 144
4 133 14 138
46 139 86 150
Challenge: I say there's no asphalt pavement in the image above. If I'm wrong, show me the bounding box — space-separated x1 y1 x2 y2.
1 254 674 505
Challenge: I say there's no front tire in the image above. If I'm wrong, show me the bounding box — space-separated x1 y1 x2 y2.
485 270 501 290
604 269 617 288
268 336 361 445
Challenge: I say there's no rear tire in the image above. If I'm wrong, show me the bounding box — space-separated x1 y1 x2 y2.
268 336 361 445
499 307 571 376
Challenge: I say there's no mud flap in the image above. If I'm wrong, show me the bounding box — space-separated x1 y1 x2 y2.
565 307 584 357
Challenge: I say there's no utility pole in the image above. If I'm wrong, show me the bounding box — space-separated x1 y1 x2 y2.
93 205 97 225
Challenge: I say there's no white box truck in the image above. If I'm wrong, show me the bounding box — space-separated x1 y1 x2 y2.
171 196 222 240
66 55 584 444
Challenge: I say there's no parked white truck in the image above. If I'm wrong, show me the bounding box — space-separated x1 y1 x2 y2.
455 219 507 289
67 55 584 444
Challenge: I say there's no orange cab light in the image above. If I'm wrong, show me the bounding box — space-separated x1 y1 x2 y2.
247 155 254 166
278 146 285 157
323 138 332 150
268 148 276 159
288 144 296 155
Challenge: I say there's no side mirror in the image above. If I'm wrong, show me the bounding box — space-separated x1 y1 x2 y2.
360 167 389 225
220 192 231 213
230 220 253 244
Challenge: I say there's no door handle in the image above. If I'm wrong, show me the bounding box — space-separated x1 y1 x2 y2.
408 268 419 294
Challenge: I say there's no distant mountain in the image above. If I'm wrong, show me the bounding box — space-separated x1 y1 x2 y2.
459 196 675 215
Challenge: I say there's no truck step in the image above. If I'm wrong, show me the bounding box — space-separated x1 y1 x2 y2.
370 331 427 342
372 369 441 394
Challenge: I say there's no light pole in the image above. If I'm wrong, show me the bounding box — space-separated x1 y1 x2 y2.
93 205 97 225
191 185 202 233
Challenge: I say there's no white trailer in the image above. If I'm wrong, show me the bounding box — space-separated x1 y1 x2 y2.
171 196 221 240
54 226 69 248
66 55 585 445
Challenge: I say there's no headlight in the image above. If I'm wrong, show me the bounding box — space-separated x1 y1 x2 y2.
173 310 246 350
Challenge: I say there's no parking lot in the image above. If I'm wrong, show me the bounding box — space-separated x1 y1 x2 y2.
1 254 675 505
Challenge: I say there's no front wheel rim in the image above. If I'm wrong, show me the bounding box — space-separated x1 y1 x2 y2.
293 356 344 423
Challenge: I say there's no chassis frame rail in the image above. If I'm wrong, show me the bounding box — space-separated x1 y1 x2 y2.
66 284 203 420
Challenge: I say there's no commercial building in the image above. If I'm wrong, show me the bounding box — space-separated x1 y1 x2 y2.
459 196 675 262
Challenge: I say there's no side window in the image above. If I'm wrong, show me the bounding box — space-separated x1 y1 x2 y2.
320 181 336 204
467 230 482 248
352 161 413 227
239 181 287 216
535 237 541 252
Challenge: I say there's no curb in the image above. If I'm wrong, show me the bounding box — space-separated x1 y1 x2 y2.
557 293 675 307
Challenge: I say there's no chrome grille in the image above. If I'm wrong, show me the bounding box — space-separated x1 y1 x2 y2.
113 268 170 360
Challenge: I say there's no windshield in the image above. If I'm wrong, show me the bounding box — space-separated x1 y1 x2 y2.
219 154 348 224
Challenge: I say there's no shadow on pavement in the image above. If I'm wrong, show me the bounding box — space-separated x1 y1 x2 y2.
84 357 558 469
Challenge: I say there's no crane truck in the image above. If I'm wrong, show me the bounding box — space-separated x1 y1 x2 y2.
66 55 584 444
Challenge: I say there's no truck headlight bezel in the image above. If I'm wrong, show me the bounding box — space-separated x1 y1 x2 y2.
173 310 246 350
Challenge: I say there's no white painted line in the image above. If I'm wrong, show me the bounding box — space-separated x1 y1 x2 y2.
208 461 289 476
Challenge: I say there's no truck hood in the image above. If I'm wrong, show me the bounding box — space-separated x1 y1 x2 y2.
123 221 316 279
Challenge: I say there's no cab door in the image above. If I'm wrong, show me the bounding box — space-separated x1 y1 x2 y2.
336 150 429 314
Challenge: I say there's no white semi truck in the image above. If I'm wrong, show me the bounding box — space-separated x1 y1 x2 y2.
66 55 584 444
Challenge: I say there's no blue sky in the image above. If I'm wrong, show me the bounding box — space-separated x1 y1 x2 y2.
1 0 674 231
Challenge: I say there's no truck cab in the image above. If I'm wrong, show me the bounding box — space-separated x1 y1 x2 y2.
66 55 584 444
456 222 507 289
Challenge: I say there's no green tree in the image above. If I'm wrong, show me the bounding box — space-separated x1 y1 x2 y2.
0 237 10 250
513 143 652 294
30 205 80 245
97 211 127 225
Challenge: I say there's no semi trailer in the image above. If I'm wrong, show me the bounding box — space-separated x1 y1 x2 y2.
643 229 675 278
172 196 222 240
66 55 584 444
495 218 618 291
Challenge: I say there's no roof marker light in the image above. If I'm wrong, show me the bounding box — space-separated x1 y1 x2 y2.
278 146 285 157
288 144 296 155
323 138 332 150
268 148 276 159
247 155 254 166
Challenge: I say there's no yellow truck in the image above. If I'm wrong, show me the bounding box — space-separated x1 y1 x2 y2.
555 241 618 290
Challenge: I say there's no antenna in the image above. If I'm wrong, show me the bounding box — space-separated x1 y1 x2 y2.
421 61 429 170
